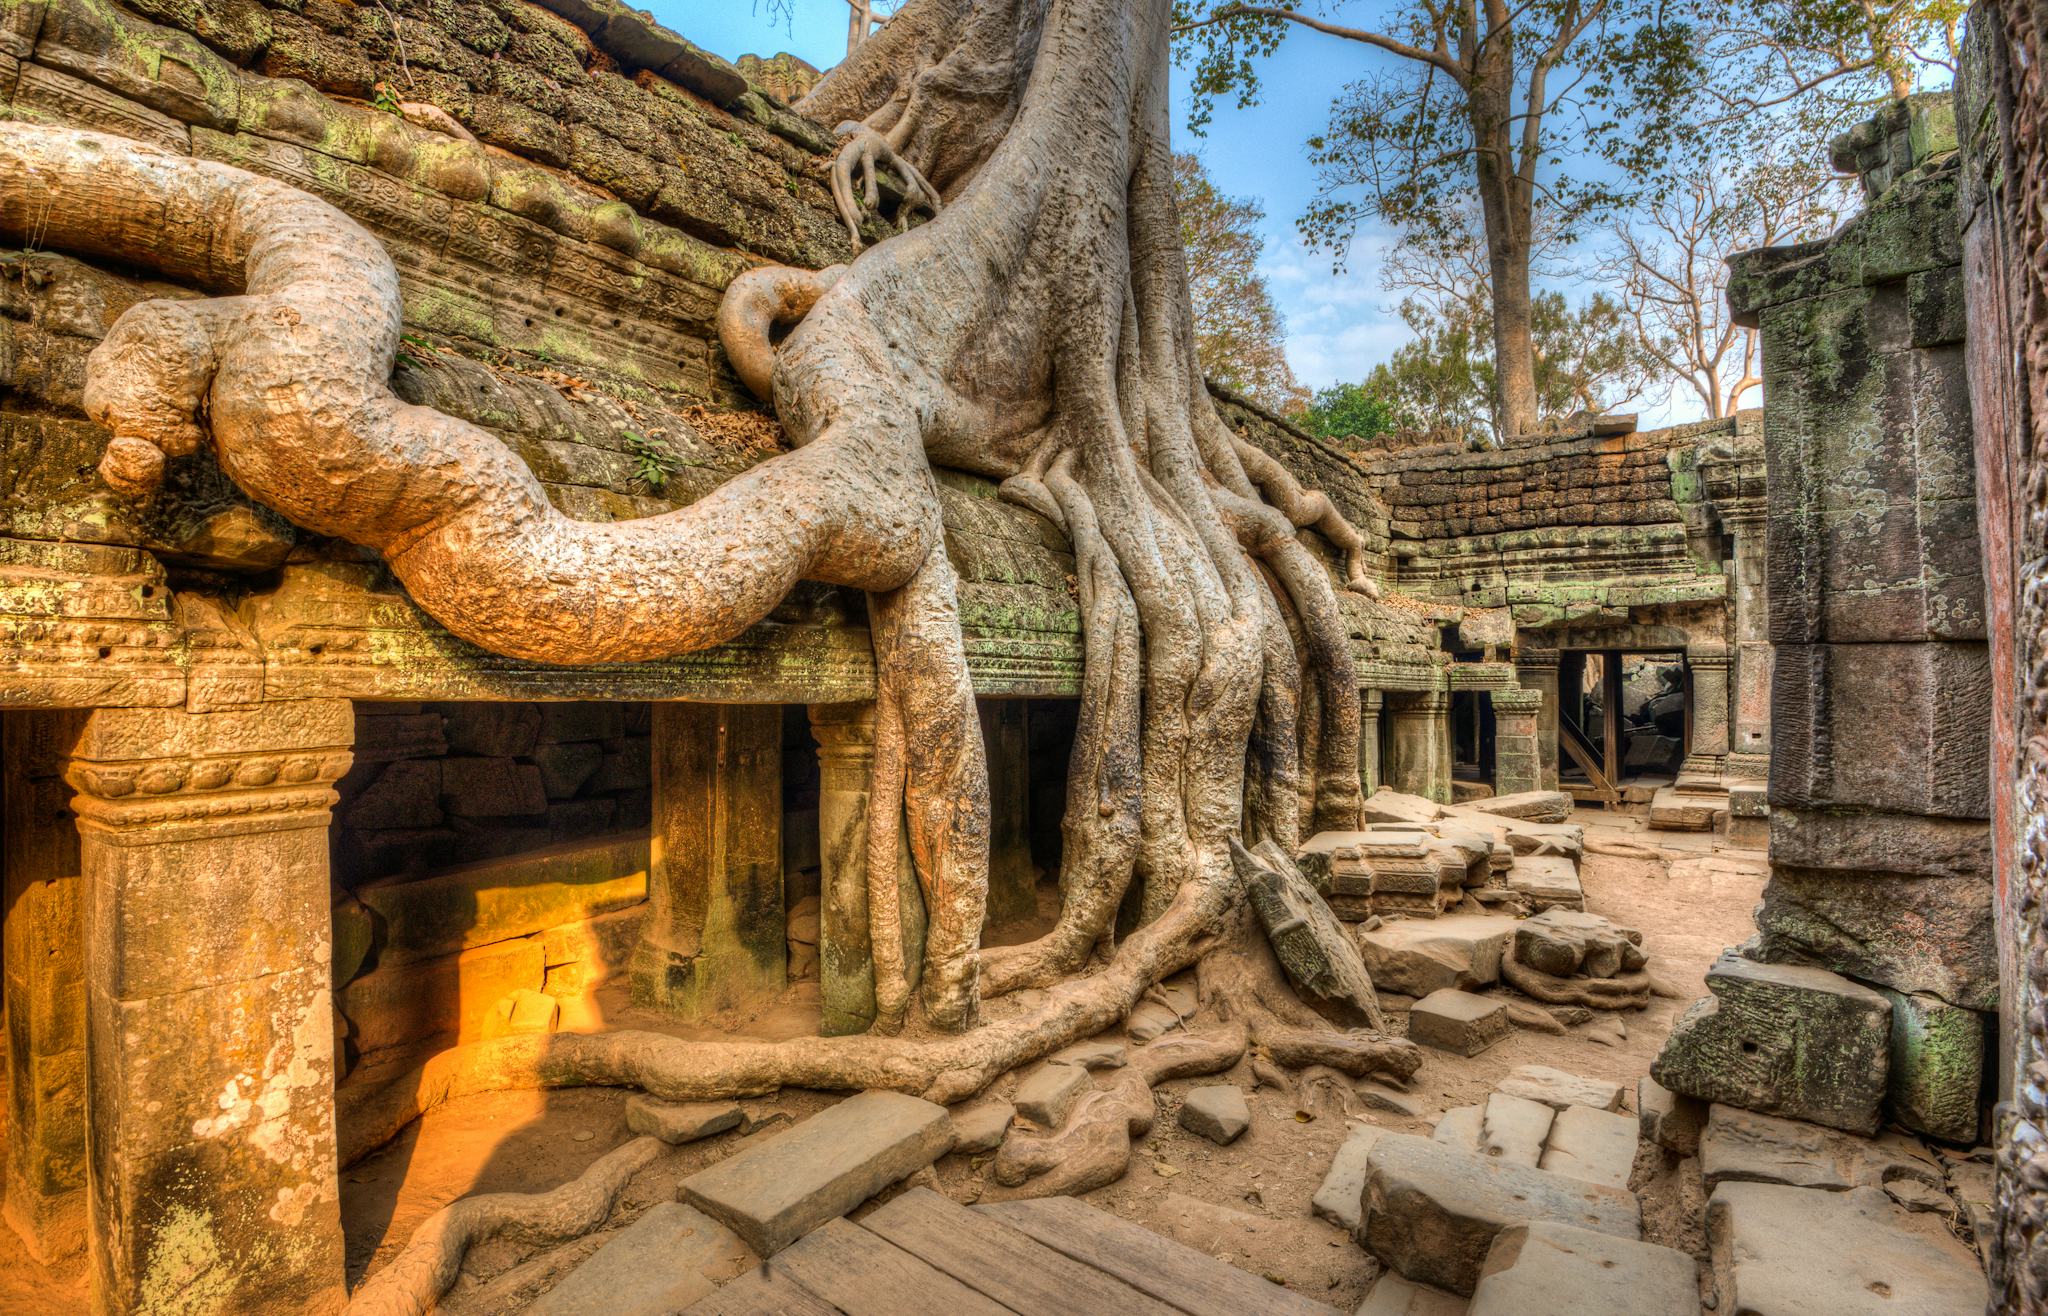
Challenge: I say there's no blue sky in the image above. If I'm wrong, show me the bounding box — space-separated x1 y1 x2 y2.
662 3 1629 418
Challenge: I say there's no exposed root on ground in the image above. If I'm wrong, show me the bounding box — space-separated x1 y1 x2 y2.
1501 951 1653 1010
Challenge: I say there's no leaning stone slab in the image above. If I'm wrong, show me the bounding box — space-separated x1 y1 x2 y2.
1651 953 1891 1135
1536 1106 1637 1191
1496 1065 1623 1113
1467 791 1572 824
1469 1222 1697 1316
1358 1133 1641 1296
1237 839 1386 1030
625 1095 744 1145
678 1090 953 1256
1013 1062 1090 1127
1878 987 1984 1144
1408 989 1512 1057
1708 1183 1985 1315
1356 915 1516 997
530 1202 752 1316
1311 1123 1386 1232
1363 789 1444 825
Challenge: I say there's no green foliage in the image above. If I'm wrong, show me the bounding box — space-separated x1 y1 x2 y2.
1171 153 1308 414
370 81 403 116
1298 382 1402 443
624 430 678 492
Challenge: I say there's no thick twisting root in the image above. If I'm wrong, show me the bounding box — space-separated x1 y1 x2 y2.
830 121 944 249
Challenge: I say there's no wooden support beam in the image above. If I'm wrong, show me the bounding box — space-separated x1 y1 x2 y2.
1602 651 1623 789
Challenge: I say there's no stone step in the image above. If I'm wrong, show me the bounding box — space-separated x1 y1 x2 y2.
1647 785 1728 832
532 1202 752 1316
1469 1222 1697 1315
678 1089 954 1256
1358 1133 1641 1296
1708 1183 1985 1315
1536 1106 1637 1191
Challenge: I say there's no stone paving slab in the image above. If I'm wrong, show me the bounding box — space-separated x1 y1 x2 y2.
1707 1183 1985 1315
1469 1222 1696 1316
1537 1106 1638 1191
678 1090 954 1256
532 1202 752 1316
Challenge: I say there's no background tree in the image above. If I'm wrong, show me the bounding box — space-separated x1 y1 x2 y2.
1297 380 1403 444
1698 0 1965 124
1172 152 1311 413
1174 0 1702 439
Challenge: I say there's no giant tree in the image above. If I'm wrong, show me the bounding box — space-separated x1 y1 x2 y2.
1174 0 1701 439
0 1 1416 1299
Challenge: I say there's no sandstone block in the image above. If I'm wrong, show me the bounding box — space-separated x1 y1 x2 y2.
678 1090 953 1256
338 937 545 1054
1496 1066 1624 1113
1362 790 1444 825
346 760 444 829
441 701 542 757
1699 1104 1945 1195
1048 1039 1128 1071
1432 1106 1482 1155
1125 1000 1181 1043
1356 1274 1468 1316
1651 954 1891 1134
1178 1086 1250 1145
1470 1222 1697 1316
538 702 627 744
1754 868 1996 1011
948 1100 1014 1155
1311 1123 1386 1232
1505 856 1583 911
1408 990 1512 1057
1512 909 1645 979
441 756 548 818
1707 1183 1985 1315
625 1095 744 1145
533 740 605 799
1356 915 1515 996
531 1201 752 1316
1647 786 1726 832
1239 840 1385 1029
1466 790 1572 823
1477 1092 1553 1168
1879 987 1984 1144
1537 1106 1637 1191
1638 1076 1706 1157
1013 1062 1089 1127
357 835 649 966
1358 1133 1641 1296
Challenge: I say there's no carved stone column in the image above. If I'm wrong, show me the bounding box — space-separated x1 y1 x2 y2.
1384 690 1452 804
1515 648 1561 790
633 703 785 1020
1683 647 1733 775
979 700 1034 930
1358 690 1384 795
1724 511 1772 777
2 710 88 1263
1491 688 1544 797
806 704 923 1037
66 700 354 1316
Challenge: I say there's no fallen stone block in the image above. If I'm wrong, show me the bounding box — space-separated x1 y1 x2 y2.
1048 1038 1128 1071
1238 839 1386 1030
1651 953 1891 1135
1647 785 1726 832
1363 789 1444 825
479 987 560 1040
1178 1086 1250 1145
1879 987 1984 1144
1125 1000 1182 1043
1754 868 1996 1012
1310 1123 1386 1231
1013 1062 1090 1127
1698 1105 1946 1195
1469 1222 1697 1316
1356 915 1515 997
1358 1133 1641 1296
1496 1065 1623 1114
1355 1273 1468 1316
1638 1076 1705 1158
625 1095 743 1146
530 1202 751 1316
1537 1106 1637 1191
1512 910 1645 980
1408 989 1512 1057
948 1099 1014 1155
1707 1183 1985 1315
1467 791 1572 824
1504 856 1583 912
1478 1092 1553 1168
678 1090 953 1256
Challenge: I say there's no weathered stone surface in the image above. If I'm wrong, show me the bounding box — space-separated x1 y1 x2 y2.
625 1095 744 1146
1048 1039 1128 1070
356 835 649 966
1470 1222 1696 1316
948 1100 1015 1155
1362 789 1444 825
1767 805 1991 880
1878 988 1984 1144
1408 990 1513 1057
1753 868 1996 1011
1769 643 1990 817
1358 1134 1642 1296
1432 1106 1483 1154
678 1090 953 1256
1699 1104 1947 1195
1647 785 1727 832
440 755 549 817
1239 840 1385 1030
338 936 547 1053
1707 1183 1984 1315
1651 954 1891 1134
1496 1066 1624 1114
1013 1062 1090 1127
1466 791 1571 823
1356 1274 1469 1316
1537 1106 1637 1191
530 1202 751 1316
1504 856 1583 911
1512 910 1645 979
1312 1124 1387 1231
1356 915 1515 997
1179 1086 1250 1145
1477 1093 1553 1168
479 986 561 1039
1125 1000 1182 1043
1638 1076 1706 1157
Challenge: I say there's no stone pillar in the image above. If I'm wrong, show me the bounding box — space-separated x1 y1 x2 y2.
633 703 785 1019
1384 691 1451 803
1683 647 1733 775
1725 513 1772 777
3 710 87 1263
65 701 354 1316
1515 649 1561 790
1358 690 1384 795
806 704 923 1037
1491 689 1543 797
978 700 1034 930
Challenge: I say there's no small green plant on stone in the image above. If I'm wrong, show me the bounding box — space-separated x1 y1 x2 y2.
624 430 676 493
394 331 433 372
370 81 403 117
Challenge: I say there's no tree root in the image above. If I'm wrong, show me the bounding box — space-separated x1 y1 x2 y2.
1501 951 1653 1010
829 121 943 250
342 1136 664 1316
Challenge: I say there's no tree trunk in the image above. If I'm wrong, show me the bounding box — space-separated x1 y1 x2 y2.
1467 73 1538 441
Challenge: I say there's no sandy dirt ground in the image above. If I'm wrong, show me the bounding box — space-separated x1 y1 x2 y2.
0 808 1770 1313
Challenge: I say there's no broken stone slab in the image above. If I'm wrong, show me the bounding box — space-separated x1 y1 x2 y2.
1707 1183 1985 1315
1496 1066 1624 1114
1362 789 1444 825
1178 1086 1250 1145
1651 953 1891 1135
1477 1092 1553 1168
1355 1274 1468 1316
1698 1105 1946 1195
1408 989 1512 1057
1647 786 1727 832
625 1095 744 1146
1512 910 1645 979
1432 1106 1483 1155
1237 839 1387 1030
1536 1106 1637 1191
529 1202 752 1316
1125 1000 1182 1043
1048 1038 1128 1071
1356 915 1516 997
1357 1133 1641 1296
1469 1222 1697 1316
1358 1082 1423 1118
678 1090 953 1256
1504 856 1583 912
1013 1062 1091 1127
1466 791 1572 824
1878 987 1984 1144
1312 1123 1388 1232
1638 1076 1705 1158
948 1100 1015 1155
